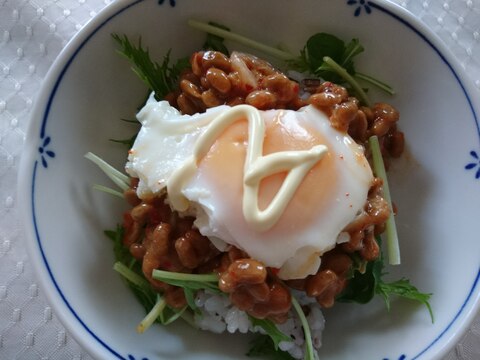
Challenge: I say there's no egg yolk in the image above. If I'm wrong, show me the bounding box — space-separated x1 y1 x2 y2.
197 109 339 234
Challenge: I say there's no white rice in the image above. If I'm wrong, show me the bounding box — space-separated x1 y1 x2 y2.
193 290 325 359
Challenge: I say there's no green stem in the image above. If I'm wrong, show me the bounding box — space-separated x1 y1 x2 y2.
188 19 295 61
113 262 151 290
137 295 167 333
322 56 371 106
92 184 124 199
291 297 315 360
368 136 401 265
161 306 188 325
178 309 198 328
356 72 395 95
152 269 219 283
84 152 129 191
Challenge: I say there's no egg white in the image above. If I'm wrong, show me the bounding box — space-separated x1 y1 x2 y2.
126 95 373 279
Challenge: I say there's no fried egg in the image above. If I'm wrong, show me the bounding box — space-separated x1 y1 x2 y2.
126 95 373 279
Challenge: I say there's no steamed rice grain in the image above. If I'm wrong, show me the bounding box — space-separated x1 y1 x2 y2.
194 290 325 359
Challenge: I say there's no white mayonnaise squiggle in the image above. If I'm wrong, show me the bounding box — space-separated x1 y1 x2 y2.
167 104 328 232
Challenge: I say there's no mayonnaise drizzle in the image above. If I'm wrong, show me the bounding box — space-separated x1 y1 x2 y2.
167 105 328 232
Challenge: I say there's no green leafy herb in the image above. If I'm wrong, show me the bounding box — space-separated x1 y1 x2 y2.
152 270 220 283
84 152 130 191
105 227 157 312
120 118 138 124
246 335 295 359
92 184 124 199
109 134 137 149
289 33 371 105
249 317 292 350
289 32 394 103
151 270 220 293
112 261 192 332
296 33 347 78
152 269 292 348
338 238 433 322
152 270 221 311
337 251 381 305
189 19 394 105
137 294 167 333
105 226 130 265
369 135 400 265
188 19 293 61
202 21 230 55
159 305 188 325
356 72 395 94
291 296 315 360
112 34 189 100
321 56 370 106
377 278 434 322
316 37 363 81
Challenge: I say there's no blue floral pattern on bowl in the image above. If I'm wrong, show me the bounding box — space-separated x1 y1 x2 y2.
26 0 480 360
128 355 149 360
465 150 480 179
158 0 176 7
347 0 373 16
383 355 406 360
38 134 55 168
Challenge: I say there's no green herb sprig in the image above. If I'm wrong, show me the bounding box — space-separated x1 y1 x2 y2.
188 20 394 106
105 228 158 312
151 269 294 351
152 270 221 312
369 135 401 265
202 21 231 55
338 237 434 323
109 134 137 149
249 317 292 350
112 34 189 100
246 335 295 359
291 297 315 360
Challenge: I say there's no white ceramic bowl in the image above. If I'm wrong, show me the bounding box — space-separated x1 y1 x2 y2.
18 0 480 359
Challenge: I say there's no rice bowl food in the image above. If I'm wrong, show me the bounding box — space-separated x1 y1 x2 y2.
19 1 480 359
85 23 432 359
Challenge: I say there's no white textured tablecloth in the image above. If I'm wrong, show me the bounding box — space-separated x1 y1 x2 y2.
0 0 479 359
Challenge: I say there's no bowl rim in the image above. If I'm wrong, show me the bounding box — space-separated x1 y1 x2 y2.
17 0 480 359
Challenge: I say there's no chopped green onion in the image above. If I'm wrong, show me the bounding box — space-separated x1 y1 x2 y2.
368 136 401 265
84 152 129 191
291 296 315 360
152 269 219 283
137 295 167 333
322 56 371 106
92 184 124 198
188 19 295 61
356 72 395 95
